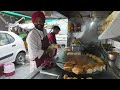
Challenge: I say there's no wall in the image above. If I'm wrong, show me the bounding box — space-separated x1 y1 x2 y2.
67 17 105 46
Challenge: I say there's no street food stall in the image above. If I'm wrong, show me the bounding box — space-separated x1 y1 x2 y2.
3 11 120 79
24 11 120 79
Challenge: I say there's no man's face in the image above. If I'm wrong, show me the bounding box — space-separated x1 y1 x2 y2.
33 17 45 30
54 30 60 35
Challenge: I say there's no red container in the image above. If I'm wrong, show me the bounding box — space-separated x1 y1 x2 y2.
4 63 15 77
70 23 74 32
0 64 4 76
4 71 15 77
77 23 81 32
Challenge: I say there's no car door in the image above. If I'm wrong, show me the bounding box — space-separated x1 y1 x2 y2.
0 33 16 64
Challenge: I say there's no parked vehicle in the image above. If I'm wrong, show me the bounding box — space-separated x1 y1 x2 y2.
0 31 26 65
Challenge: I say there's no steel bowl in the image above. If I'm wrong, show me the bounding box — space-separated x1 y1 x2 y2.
108 51 119 60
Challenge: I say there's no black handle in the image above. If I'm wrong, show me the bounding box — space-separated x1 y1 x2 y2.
12 44 16 47
56 62 65 64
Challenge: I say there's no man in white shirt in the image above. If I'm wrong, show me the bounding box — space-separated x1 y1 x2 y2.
26 11 54 73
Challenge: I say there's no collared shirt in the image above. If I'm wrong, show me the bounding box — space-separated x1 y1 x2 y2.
48 32 57 44
26 28 48 61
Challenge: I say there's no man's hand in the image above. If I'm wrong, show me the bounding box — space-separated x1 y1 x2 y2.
55 44 61 48
47 48 57 57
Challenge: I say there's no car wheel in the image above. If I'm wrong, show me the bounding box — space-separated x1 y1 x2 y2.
15 52 26 65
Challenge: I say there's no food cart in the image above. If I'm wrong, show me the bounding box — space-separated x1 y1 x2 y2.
25 11 120 79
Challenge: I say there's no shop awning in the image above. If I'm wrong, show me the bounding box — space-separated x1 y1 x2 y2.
0 11 59 23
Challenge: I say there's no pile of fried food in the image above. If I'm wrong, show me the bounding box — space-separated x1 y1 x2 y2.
99 11 119 33
64 47 72 52
63 53 106 75
63 74 93 79
67 51 81 55
64 48 81 56
63 74 78 79
48 44 61 49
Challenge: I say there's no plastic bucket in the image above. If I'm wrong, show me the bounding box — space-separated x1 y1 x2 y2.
4 63 15 76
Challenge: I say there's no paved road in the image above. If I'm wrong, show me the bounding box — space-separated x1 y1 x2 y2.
0 54 31 79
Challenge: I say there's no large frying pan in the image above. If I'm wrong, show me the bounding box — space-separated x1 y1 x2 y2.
54 51 106 75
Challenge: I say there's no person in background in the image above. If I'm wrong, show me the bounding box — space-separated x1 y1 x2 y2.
48 26 60 44
48 25 62 60
26 11 55 73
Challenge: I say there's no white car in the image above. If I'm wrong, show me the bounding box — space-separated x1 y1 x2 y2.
0 31 26 65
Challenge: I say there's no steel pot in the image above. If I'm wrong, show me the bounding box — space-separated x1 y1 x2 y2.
108 51 119 60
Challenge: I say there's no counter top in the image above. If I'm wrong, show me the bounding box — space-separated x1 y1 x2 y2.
25 65 117 79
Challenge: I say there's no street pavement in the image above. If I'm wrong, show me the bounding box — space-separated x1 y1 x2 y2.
0 54 31 79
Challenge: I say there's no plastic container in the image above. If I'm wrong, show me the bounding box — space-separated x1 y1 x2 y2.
4 63 15 76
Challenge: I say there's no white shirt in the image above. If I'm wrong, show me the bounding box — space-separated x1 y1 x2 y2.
26 28 48 61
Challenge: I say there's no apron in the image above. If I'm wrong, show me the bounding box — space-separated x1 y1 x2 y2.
35 30 57 68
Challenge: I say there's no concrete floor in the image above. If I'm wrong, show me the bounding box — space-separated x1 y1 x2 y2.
0 63 30 79
0 54 31 79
